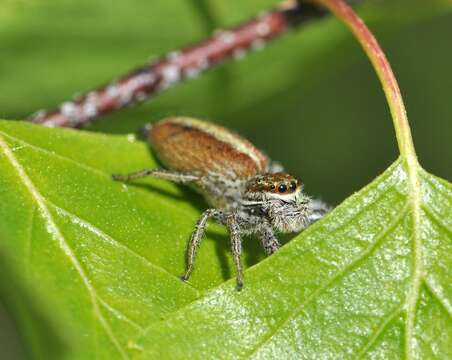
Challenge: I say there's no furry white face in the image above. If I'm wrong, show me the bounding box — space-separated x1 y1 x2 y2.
244 173 312 233
264 191 311 233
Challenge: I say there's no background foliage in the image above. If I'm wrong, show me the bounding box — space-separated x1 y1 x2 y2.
0 0 451 358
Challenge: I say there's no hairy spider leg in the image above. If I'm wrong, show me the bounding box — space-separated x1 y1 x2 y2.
226 214 244 291
112 168 200 183
257 224 281 255
113 169 246 289
181 208 225 282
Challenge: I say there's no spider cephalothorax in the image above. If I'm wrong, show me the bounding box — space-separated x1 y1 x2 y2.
113 117 329 289
244 173 312 233
245 172 300 195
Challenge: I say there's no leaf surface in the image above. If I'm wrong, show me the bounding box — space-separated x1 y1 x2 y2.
0 0 452 358
135 160 452 359
0 121 450 358
0 121 232 358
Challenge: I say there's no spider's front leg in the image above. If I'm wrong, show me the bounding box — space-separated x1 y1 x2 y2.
182 210 245 290
226 214 244 291
181 208 226 282
257 223 281 256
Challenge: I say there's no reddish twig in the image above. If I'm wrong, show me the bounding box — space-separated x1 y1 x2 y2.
30 1 327 128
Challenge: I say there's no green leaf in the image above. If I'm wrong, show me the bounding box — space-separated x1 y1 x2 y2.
0 120 231 358
1 0 451 207
0 121 450 358
133 157 452 358
1 0 452 358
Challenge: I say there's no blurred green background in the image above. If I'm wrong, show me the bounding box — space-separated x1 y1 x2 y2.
0 0 451 357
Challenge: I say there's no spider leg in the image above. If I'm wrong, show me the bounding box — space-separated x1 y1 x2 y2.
268 160 284 173
308 198 331 224
257 223 281 255
112 168 200 184
226 214 244 291
181 209 225 282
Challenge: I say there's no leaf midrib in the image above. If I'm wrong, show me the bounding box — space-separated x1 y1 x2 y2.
403 157 423 359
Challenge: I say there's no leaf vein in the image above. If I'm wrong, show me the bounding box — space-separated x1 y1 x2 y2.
0 130 108 177
0 130 197 219
354 306 403 359
421 170 452 198
98 297 144 332
0 135 129 360
47 200 200 295
327 184 400 234
423 278 452 320
422 205 452 237
247 202 409 358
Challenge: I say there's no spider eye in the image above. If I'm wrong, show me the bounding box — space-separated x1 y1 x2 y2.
270 184 276 190
278 184 287 193
290 181 297 191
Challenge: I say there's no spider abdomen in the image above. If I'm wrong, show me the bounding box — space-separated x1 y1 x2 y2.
147 117 269 180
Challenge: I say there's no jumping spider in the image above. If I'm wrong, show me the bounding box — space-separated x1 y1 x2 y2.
113 117 329 290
